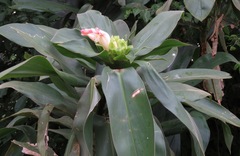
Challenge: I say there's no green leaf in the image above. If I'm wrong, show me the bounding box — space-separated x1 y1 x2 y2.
183 0 215 21
54 39 97 58
50 28 97 70
184 98 240 127
154 119 171 156
168 46 196 70
94 115 117 156
12 0 79 13
232 0 240 11
37 104 54 156
0 81 76 116
114 20 130 39
137 39 189 60
146 47 178 73
73 78 101 155
221 123 233 153
0 128 16 140
77 10 118 36
156 0 173 14
0 23 85 77
13 125 37 143
167 82 210 101
138 62 205 155
191 52 240 68
160 68 231 82
14 96 27 112
0 56 86 84
130 11 183 58
51 28 83 43
190 111 210 151
101 67 154 156
0 23 50 48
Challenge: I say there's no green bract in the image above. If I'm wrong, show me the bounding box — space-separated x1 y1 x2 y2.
108 36 133 61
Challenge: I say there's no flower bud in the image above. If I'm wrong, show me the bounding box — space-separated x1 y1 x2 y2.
81 27 110 50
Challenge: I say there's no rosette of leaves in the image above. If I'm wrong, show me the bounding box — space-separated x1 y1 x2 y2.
0 10 240 156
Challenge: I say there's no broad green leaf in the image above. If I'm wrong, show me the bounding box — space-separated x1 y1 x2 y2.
130 11 183 58
191 52 240 68
190 111 210 152
184 98 240 127
156 0 173 14
138 62 204 155
54 39 97 58
7 108 41 119
101 67 154 156
37 104 54 156
50 28 97 70
0 81 76 116
221 123 233 153
183 0 215 21
73 78 101 155
232 0 240 10
0 128 16 139
168 46 196 70
12 0 79 13
167 82 210 101
12 125 37 143
138 39 189 59
147 47 178 73
0 56 88 85
0 23 85 77
154 119 171 156
161 68 231 82
0 23 46 47
77 10 118 36
14 95 27 112
95 115 117 156
114 20 130 39
51 28 83 43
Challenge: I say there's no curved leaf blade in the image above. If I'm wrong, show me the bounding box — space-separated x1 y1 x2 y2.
191 52 240 68
138 62 205 155
131 11 183 57
161 68 231 82
101 67 154 156
232 0 240 11
0 81 76 115
77 10 118 36
12 0 79 13
185 98 240 128
183 0 215 21
94 116 117 156
168 82 210 101
190 111 210 151
0 55 88 87
73 78 101 155
37 104 54 156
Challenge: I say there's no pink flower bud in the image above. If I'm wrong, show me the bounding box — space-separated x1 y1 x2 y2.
81 27 110 50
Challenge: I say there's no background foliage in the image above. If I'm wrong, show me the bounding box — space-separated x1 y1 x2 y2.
0 0 240 156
